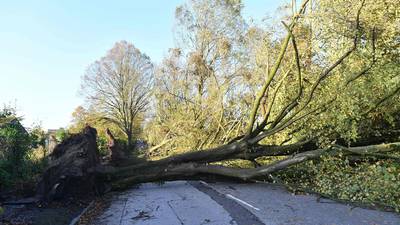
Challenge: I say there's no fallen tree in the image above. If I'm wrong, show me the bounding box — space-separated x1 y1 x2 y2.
100 138 400 190
36 0 400 201
36 123 400 200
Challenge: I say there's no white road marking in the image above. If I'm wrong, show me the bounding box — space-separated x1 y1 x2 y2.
225 194 260 211
199 180 210 187
199 180 260 211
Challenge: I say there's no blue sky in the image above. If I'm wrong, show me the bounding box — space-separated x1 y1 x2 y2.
0 0 284 129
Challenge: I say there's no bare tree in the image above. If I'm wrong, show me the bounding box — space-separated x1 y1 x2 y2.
81 41 154 149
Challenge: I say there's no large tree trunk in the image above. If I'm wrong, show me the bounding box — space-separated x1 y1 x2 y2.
126 131 133 150
36 126 400 201
99 141 400 190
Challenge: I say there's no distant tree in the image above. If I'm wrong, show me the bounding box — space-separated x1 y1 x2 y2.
81 41 154 149
70 106 88 131
55 128 69 142
30 123 47 157
68 105 143 155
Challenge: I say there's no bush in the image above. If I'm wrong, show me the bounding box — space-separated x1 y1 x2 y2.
0 108 46 190
97 135 109 156
55 128 69 142
275 156 400 212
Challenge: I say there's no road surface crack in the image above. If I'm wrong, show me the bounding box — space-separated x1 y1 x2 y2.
118 198 128 225
167 200 185 225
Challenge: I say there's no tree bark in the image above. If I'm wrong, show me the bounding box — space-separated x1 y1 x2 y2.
127 131 133 150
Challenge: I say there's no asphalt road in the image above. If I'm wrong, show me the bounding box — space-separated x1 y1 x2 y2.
94 181 400 225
